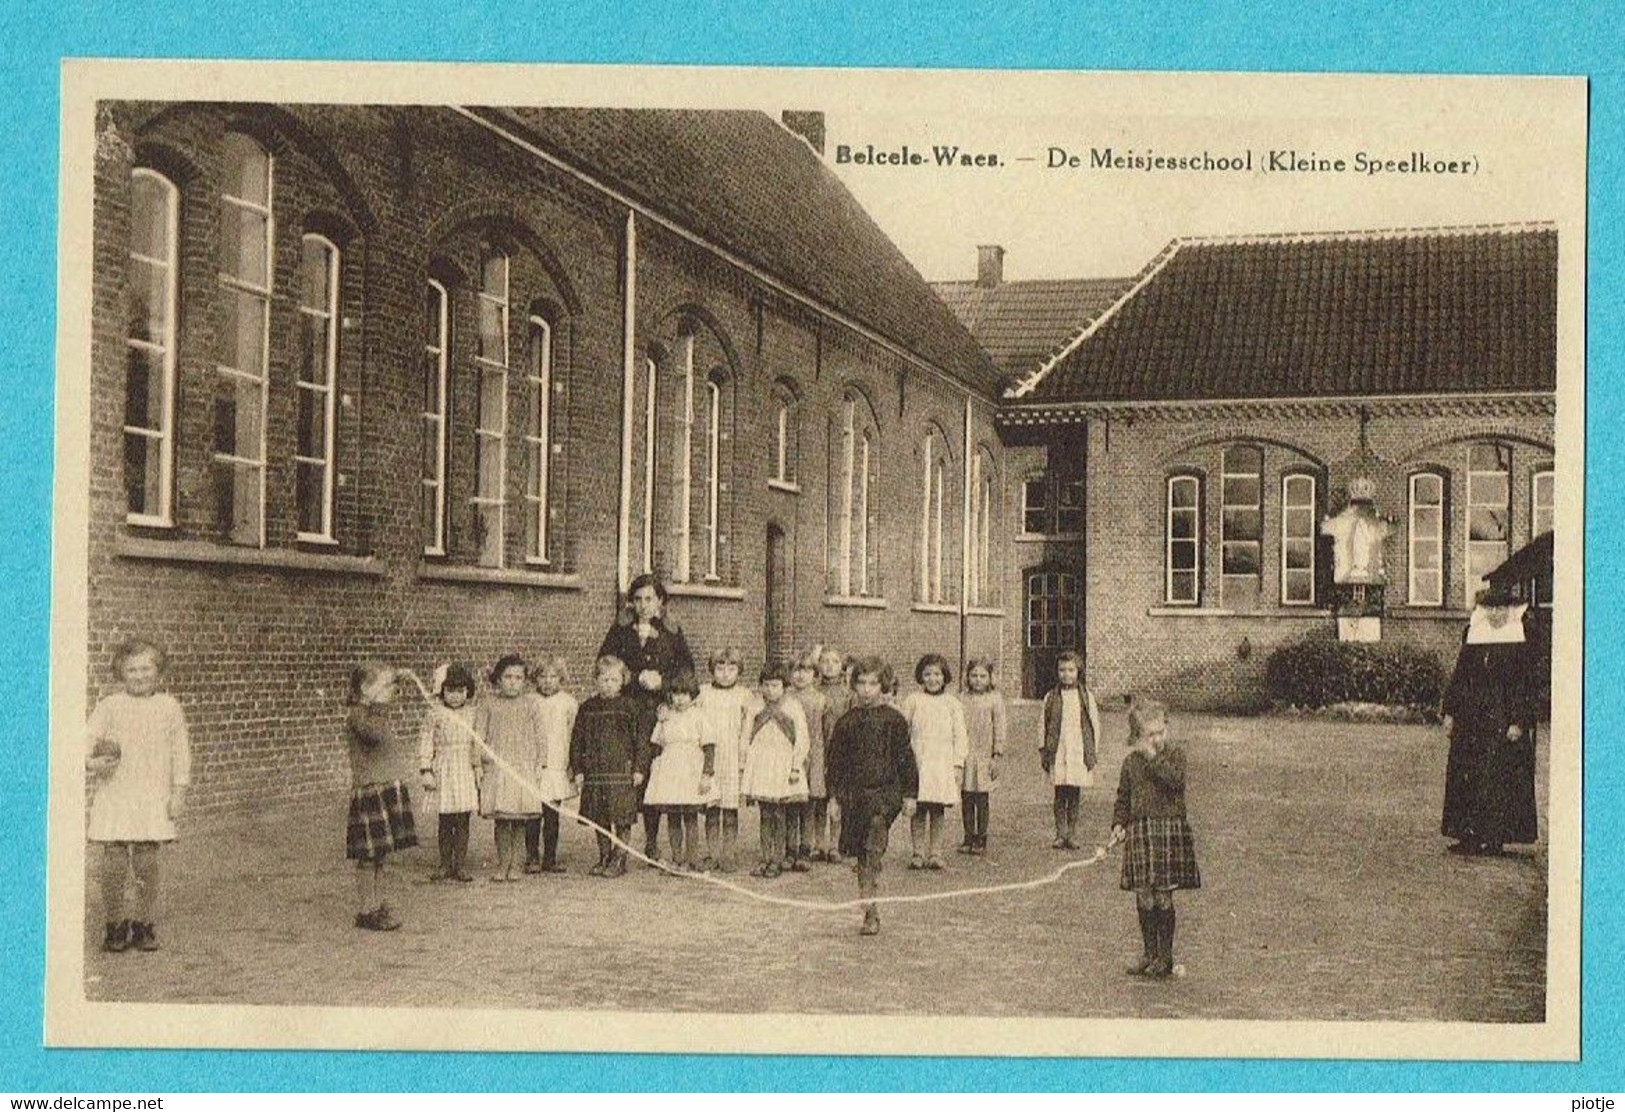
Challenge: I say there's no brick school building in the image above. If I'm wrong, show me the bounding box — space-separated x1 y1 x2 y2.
88 104 1012 811
951 227 1558 708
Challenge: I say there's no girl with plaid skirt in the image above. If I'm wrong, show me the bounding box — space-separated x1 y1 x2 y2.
346 661 417 932
1109 699 1200 979
417 663 481 883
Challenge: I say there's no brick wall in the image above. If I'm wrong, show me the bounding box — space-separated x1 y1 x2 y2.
88 102 1008 813
1075 404 1555 710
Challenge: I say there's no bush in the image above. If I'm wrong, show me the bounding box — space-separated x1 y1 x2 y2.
1263 636 1445 715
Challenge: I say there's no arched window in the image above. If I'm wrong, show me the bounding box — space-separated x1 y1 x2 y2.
1220 444 1263 578
829 389 881 598
125 167 179 526
770 380 799 489
1408 471 1446 607
421 278 449 555
969 446 996 607
472 244 509 568
296 234 340 541
214 133 273 546
701 372 724 580
917 427 953 604
523 314 553 564
1466 442 1511 606
1165 473 1202 605
1280 472 1317 605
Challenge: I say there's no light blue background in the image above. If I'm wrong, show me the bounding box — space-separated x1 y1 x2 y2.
1 0 1615 1091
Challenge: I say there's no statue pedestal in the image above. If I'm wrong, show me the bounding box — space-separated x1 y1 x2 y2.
1333 583 1385 642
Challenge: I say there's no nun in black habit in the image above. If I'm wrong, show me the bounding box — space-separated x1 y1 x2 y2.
1440 584 1542 856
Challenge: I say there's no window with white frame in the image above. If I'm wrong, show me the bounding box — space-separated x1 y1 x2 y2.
1165 474 1201 605
1466 442 1511 606
523 315 553 564
421 279 449 555
641 355 658 574
771 381 798 488
214 133 273 546
295 234 339 541
1280 472 1317 605
1408 472 1446 607
1220 445 1263 577
917 429 951 604
472 245 509 568
125 168 179 526
1532 467 1554 539
830 389 880 597
969 447 995 607
701 372 723 580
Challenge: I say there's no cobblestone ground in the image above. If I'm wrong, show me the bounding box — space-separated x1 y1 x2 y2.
83 709 1548 1021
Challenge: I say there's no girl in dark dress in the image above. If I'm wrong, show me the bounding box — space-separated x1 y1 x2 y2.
569 656 648 877
597 574 696 863
1441 585 1541 856
825 656 918 937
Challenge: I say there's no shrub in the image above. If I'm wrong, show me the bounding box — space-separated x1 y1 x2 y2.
1263 636 1445 715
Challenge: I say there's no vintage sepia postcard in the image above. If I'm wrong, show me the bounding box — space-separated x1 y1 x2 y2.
46 59 1585 1059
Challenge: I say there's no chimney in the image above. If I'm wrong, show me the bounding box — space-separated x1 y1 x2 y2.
977 244 1005 288
781 110 825 156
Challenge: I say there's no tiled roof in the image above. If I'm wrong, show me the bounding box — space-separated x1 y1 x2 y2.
488 108 1001 396
1014 225 1558 404
931 277 1127 385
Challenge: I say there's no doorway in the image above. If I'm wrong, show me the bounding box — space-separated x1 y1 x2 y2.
765 523 792 667
1022 565 1083 698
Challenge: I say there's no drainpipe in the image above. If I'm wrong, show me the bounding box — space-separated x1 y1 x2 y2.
960 394 973 681
617 210 637 598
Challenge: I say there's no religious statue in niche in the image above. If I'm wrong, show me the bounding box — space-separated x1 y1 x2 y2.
1321 476 1393 641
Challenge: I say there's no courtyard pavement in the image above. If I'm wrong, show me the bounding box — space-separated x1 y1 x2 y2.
82 707 1548 1022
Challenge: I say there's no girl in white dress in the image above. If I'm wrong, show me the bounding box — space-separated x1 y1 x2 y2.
696 647 759 872
531 656 579 873
417 662 481 882
900 653 969 870
740 664 809 877
86 639 191 954
641 670 716 871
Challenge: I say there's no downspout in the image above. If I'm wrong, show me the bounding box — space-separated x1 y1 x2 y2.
959 393 973 681
617 209 637 598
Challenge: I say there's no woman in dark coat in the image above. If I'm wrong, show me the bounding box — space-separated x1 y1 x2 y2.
597 573 696 862
1440 584 1542 855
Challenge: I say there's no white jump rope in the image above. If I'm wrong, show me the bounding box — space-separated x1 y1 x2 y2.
403 669 1111 912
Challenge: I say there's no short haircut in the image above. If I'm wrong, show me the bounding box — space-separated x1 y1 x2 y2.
439 662 477 699
758 662 790 686
915 652 954 686
964 657 997 689
849 655 895 693
818 646 845 667
594 655 630 684
1127 698 1169 741
667 667 701 699
489 654 529 685
626 572 669 605
532 655 571 685
347 659 394 705
113 638 167 676
708 646 746 669
1056 649 1084 670
792 648 821 672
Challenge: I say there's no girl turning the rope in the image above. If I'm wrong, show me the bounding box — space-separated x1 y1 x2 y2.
1110 698 1201 979
345 661 417 932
